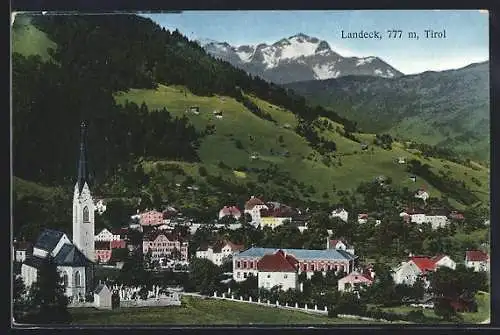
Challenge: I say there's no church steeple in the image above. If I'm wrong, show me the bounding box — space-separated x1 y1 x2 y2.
77 121 88 194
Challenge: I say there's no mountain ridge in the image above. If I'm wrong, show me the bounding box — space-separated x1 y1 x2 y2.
199 33 403 84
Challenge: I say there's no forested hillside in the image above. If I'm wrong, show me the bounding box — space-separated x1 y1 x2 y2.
12 14 489 241
284 62 490 163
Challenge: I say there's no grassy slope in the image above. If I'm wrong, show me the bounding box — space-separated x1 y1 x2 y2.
11 15 56 61
13 176 64 201
69 296 385 325
115 85 489 207
379 291 490 324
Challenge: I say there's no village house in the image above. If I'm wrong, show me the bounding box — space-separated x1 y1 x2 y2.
449 211 465 221
414 188 430 202
257 250 299 291
330 208 348 223
244 196 269 227
95 241 112 264
233 247 356 282
358 214 368 224
142 231 189 263
218 206 242 220
95 199 107 216
326 238 355 256
140 210 164 227
465 250 489 272
196 240 245 266
259 202 295 229
393 255 456 286
13 240 32 263
94 228 122 242
338 272 373 292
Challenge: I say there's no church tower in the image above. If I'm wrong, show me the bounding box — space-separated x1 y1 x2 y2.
72 121 95 262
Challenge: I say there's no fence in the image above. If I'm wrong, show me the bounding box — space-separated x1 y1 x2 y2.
209 292 407 323
211 291 328 316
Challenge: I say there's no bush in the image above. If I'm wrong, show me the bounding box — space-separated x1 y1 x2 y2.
406 310 427 323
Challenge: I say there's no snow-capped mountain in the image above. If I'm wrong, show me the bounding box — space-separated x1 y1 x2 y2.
199 33 403 84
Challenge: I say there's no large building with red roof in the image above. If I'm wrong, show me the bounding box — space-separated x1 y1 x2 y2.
256 250 299 291
142 231 188 263
233 246 356 283
218 206 242 220
465 250 489 272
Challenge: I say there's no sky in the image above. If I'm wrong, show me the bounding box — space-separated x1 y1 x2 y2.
142 10 489 75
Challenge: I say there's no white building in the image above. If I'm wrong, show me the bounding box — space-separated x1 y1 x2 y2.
326 238 355 256
21 229 94 301
244 196 269 226
415 189 429 202
393 255 456 286
13 241 32 263
196 240 244 266
465 250 490 272
257 250 299 291
94 283 112 310
330 209 348 223
338 272 373 292
94 228 121 242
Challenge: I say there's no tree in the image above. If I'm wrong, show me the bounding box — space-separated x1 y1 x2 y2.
13 275 28 322
188 258 221 293
24 257 71 324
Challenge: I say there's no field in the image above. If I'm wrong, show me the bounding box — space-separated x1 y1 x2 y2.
69 296 386 325
12 15 56 61
114 84 489 207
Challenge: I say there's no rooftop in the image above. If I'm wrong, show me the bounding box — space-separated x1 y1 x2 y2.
466 250 489 262
34 229 66 253
236 247 356 261
257 250 298 272
53 244 93 266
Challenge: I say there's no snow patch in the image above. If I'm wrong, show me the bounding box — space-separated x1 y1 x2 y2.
236 49 254 63
313 64 340 80
356 57 376 66
261 47 280 69
280 38 319 60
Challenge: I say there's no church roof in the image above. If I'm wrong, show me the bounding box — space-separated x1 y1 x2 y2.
53 244 92 266
34 229 65 253
77 121 90 194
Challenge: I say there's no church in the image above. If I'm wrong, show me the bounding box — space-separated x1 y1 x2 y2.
21 122 96 303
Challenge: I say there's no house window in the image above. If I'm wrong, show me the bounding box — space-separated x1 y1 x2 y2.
267 274 271 278
284 274 288 279
74 271 81 287
236 272 241 279
250 262 254 269
83 206 89 222
243 261 247 269
311 264 315 271
62 273 68 287
244 272 247 278
237 261 241 268
302 264 307 271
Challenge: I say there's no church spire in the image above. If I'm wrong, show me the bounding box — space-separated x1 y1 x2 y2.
77 121 88 193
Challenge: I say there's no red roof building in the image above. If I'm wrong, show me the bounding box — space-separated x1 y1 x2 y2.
257 250 299 272
465 250 489 262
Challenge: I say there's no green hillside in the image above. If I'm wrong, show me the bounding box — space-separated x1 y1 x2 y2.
11 15 56 61
115 84 489 209
284 62 490 164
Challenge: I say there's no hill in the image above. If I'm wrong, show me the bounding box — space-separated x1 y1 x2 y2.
11 13 489 241
200 33 403 84
284 62 490 163
11 15 56 61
